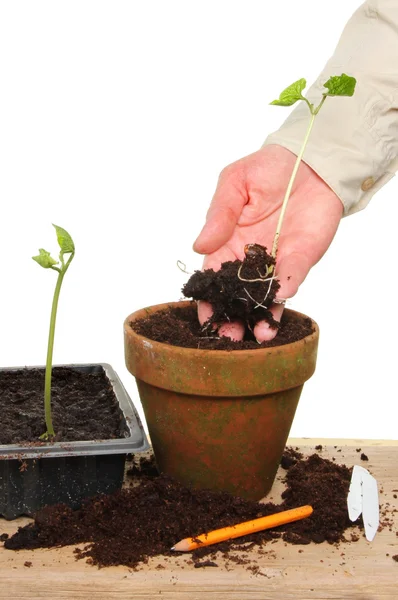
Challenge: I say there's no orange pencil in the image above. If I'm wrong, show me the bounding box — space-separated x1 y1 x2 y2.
171 505 313 552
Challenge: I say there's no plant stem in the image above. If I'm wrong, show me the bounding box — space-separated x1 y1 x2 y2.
271 111 317 260
43 272 64 437
43 254 74 438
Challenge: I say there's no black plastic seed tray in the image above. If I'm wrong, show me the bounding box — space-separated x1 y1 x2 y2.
0 363 149 519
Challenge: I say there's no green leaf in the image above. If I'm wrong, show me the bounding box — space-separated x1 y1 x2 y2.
323 73 356 97
270 78 307 106
32 249 58 269
53 224 75 254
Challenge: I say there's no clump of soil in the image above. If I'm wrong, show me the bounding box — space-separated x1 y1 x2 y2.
127 453 158 478
182 243 280 329
194 560 218 568
4 450 361 568
131 304 314 350
0 367 128 445
280 446 303 470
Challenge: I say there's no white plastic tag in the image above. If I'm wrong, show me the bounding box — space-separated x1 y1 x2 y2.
347 465 379 542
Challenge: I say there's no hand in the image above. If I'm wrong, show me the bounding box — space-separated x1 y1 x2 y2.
193 144 343 342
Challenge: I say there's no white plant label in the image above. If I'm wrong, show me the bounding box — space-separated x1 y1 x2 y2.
347 465 379 542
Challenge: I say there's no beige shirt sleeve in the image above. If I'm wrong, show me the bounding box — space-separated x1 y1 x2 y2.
263 0 398 216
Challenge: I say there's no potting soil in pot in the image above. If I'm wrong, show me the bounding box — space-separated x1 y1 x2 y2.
131 243 314 349
3 450 367 569
131 303 313 350
0 367 127 444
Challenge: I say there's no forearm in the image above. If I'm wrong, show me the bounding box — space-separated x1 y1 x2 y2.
264 0 398 216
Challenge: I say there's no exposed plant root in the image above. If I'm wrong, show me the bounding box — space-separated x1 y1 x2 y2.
177 260 193 275
237 262 273 283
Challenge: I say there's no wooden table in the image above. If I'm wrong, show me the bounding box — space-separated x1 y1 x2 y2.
1 439 397 600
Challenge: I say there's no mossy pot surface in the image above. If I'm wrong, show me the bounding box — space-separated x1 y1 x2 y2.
124 302 319 500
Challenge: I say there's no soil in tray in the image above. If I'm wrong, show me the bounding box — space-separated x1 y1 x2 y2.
4 450 363 569
0 367 127 445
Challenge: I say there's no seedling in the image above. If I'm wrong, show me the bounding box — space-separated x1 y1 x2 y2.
32 225 75 439
233 74 356 313
269 73 356 261
236 73 357 292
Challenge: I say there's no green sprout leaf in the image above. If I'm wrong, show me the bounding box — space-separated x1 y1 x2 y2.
53 224 75 254
323 73 356 97
270 78 307 106
32 249 58 269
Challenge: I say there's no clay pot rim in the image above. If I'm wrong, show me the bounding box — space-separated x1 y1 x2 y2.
124 301 319 357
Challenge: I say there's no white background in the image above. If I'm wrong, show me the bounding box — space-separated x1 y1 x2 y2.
0 1 396 440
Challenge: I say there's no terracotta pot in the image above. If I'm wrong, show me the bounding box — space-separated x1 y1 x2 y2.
124 302 319 500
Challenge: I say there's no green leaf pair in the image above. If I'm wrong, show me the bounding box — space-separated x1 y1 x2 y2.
270 73 356 108
32 225 75 269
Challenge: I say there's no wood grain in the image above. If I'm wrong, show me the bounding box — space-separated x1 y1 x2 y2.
1 439 397 600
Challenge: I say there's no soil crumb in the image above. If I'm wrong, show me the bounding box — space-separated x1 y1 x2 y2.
4 452 362 569
131 304 314 351
280 447 303 470
194 560 218 568
360 453 369 462
127 454 158 478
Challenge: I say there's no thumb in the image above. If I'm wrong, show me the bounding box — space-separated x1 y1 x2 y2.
193 167 247 255
275 251 312 300
253 252 311 343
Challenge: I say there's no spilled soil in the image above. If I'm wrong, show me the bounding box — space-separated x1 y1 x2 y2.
0 367 127 445
4 450 363 568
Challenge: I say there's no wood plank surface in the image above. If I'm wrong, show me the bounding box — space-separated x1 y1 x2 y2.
1 439 397 600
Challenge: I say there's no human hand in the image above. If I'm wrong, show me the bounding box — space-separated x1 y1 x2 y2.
193 144 343 342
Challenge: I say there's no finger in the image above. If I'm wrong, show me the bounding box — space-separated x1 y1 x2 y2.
197 246 242 341
197 300 213 326
218 320 245 342
254 252 311 343
193 168 247 255
197 248 236 326
253 304 284 343
198 301 245 341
